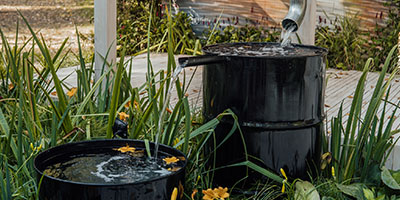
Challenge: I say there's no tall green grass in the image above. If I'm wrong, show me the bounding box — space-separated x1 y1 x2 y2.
326 45 400 183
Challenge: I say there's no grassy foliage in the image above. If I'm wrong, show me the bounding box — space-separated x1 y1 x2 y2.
116 0 198 55
326 46 399 183
365 0 400 70
316 1 400 71
204 25 280 45
315 14 365 70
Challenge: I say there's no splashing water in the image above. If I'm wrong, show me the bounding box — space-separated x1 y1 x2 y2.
154 63 185 158
280 25 296 47
44 153 175 184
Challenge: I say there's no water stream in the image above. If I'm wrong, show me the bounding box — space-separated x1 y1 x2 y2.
154 64 185 158
280 25 297 47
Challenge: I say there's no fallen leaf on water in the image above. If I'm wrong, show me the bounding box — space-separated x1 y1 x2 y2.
178 156 186 161
324 104 330 107
163 156 179 164
168 167 182 172
114 144 136 153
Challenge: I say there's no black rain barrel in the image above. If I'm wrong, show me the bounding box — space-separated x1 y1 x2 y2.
199 43 327 187
34 139 187 200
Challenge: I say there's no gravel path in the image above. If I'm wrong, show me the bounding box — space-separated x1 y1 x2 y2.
0 0 94 54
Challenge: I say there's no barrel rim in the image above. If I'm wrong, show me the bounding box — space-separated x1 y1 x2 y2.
202 42 328 58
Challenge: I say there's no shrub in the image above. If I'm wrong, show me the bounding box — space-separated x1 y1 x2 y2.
365 0 400 70
315 14 366 70
117 0 197 55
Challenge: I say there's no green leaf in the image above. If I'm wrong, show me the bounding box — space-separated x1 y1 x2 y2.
363 188 375 200
294 181 320 200
226 161 283 183
106 43 127 138
381 167 400 190
336 183 365 200
0 108 10 139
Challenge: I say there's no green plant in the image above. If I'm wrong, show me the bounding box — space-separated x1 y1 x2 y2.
365 0 400 71
324 45 399 184
315 14 366 70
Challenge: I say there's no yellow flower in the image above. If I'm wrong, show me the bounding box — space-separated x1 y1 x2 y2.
331 166 336 180
280 168 288 180
66 87 77 97
37 144 43 151
173 138 180 147
163 156 179 164
8 83 14 91
114 144 136 153
171 187 178 200
280 168 288 193
118 112 129 121
202 187 229 200
191 189 198 200
30 143 34 151
124 101 131 108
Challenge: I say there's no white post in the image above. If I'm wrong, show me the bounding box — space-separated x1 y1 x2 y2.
294 0 316 45
94 0 117 86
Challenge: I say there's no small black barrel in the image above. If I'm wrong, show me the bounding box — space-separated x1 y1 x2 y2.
201 43 327 186
34 139 187 200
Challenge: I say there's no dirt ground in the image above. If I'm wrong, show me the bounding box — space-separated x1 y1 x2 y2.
0 0 94 56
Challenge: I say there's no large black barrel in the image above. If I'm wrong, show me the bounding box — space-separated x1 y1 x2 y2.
201 43 327 187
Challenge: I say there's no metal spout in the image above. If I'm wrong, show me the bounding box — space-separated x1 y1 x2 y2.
282 0 307 32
